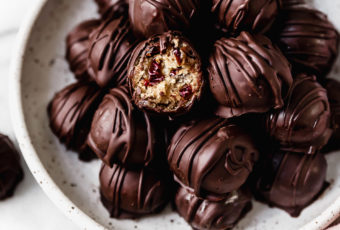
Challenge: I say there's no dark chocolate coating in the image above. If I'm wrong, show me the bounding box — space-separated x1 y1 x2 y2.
48 81 103 161
87 86 165 168
322 79 340 152
167 117 259 199
128 31 204 116
208 31 293 119
99 163 170 218
266 74 332 154
66 19 100 80
276 4 339 78
88 14 137 87
95 0 128 18
281 0 304 7
128 0 201 38
0 134 23 200
175 186 252 230
212 0 280 35
254 151 327 217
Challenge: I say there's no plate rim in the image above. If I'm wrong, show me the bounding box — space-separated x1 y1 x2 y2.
8 0 340 229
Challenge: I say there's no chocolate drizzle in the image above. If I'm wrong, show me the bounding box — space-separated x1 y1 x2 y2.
266 74 332 154
66 19 100 80
129 0 200 38
48 81 104 161
276 4 339 78
168 117 259 198
175 186 252 230
88 14 138 87
87 86 164 168
0 134 23 200
254 151 327 217
99 163 169 218
208 31 293 119
95 0 128 18
211 0 280 35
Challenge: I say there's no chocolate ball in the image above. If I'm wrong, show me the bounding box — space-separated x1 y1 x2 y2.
175 186 252 230
87 86 166 168
128 31 204 116
95 0 128 18
276 4 339 78
266 74 332 154
48 81 104 161
99 163 170 218
66 19 100 80
167 117 259 199
88 14 138 87
208 31 293 119
322 79 340 152
211 0 280 35
254 151 327 217
128 0 201 38
0 134 23 200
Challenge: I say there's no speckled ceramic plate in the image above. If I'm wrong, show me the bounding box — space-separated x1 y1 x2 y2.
9 0 340 229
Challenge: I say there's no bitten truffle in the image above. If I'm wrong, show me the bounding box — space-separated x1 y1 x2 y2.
66 19 100 80
322 79 340 152
87 86 165 168
128 31 204 116
88 14 137 87
266 74 332 154
276 4 339 78
167 117 259 199
99 163 170 218
208 31 293 119
253 151 327 217
175 186 252 230
0 134 23 200
128 0 201 38
48 82 104 161
211 0 280 35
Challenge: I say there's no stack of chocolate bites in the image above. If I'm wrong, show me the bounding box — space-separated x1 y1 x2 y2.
48 0 340 229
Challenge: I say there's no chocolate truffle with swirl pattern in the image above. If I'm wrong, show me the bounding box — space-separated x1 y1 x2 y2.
0 134 23 200
266 74 332 154
99 163 170 218
175 186 252 230
48 81 104 161
167 117 259 199
276 4 339 78
208 32 293 119
88 14 138 87
211 0 281 35
253 151 327 217
87 85 166 168
128 0 201 38
66 19 100 81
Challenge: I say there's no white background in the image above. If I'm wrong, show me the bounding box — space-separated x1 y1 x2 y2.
0 1 78 229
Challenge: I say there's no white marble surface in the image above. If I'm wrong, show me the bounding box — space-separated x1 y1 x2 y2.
0 1 78 229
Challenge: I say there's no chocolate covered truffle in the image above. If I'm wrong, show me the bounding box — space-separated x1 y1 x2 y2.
95 0 128 18
128 0 201 38
254 151 327 217
211 0 280 35
128 31 204 116
208 31 293 119
88 14 137 87
0 134 23 200
48 81 103 161
322 79 340 152
87 86 165 168
276 4 339 78
266 74 332 154
66 19 100 80
100 163 170 218
168 117 259 199
175 186 252 230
